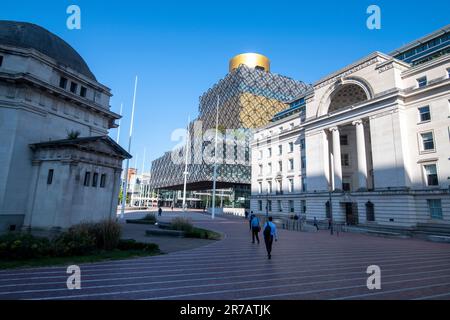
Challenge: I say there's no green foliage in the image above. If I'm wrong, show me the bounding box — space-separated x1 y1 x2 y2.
117 239 159 252
0 233 51 260
88 220 122 251
66 130 81 140
0 219 154 261
142 214 156 223
53 224 97 256
170 217 194 233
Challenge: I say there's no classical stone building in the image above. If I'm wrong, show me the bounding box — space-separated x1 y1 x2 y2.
0 21 130 231
251 25 450 233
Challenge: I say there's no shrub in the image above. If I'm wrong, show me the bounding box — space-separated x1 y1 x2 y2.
0 233 51 260
117 239 159 252
89 220 122 251
53 224 97 256
142 214 156 223
170 217 194 233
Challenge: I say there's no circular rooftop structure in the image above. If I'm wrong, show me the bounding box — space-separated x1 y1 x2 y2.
0 20 96 81
229 53 270 72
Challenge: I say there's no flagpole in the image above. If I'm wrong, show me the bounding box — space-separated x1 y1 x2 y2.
140 148 146 207
121 76 138 219
182 115 191 212
211 95 219 220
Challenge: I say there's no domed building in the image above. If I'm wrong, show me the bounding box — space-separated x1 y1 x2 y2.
0 21 131 232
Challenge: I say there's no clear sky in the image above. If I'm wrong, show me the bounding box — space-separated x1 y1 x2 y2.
1 0 449 171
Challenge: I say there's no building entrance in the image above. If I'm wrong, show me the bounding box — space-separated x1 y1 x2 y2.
344 202 359 225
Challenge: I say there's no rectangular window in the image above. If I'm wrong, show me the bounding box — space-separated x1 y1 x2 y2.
59 77 68 89
0 56 3 67
341 153 350 166
80 86 87 98
70 82 78 94
100 174 107 188
301 156 306 170
47 169 54 185
423 164 438 186
258 200 262 211
417 76 427 88
289 178 294 193
277 180 282 192
268 148 272 157
301 177 307 192
92 173 99 187
289 200 294 213
278 200 283 212
418 106 431 122
289 142 294 153
84 171 91 187
340 135 348 146
421 132 435 151
301 200 306 214
278 161 283 172
428 199 443 220
278 145 283 155
267 200 272 212
289 159 294 171
259 164 263 175
267 163 272 174
268 181 272 193
258 182 262 194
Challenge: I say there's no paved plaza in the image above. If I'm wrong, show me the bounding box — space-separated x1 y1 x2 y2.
1 212 450 300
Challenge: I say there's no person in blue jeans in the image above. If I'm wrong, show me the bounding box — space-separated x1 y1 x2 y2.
263 216 278 259
250 215 260 244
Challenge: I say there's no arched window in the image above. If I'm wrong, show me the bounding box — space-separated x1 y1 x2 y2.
329 84 368 113
366 201 375 222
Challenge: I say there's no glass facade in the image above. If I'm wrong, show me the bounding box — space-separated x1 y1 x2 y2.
150 64 310 208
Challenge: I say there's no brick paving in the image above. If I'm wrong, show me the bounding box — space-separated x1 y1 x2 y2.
1 212 450 300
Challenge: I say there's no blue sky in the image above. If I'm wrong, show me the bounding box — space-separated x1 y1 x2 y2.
2 0 449 171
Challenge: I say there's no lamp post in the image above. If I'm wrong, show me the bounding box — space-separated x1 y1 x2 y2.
329 189 334 235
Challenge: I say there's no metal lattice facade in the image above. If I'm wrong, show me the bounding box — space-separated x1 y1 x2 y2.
150 65 310 190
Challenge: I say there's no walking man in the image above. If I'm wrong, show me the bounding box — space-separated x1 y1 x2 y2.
313 217 319 231
263 216 278 259
158 206 162 216
250 214 261 244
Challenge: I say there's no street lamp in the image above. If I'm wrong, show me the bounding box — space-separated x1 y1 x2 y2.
328 188 334 235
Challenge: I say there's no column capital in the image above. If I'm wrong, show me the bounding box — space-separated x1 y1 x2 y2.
352 119 364 126
329 126 340 132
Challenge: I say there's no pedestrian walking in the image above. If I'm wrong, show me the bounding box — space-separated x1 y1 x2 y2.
250 215 261 244
158 206 162 216
245 210 249 220
313 217 319 231
263 216 278 259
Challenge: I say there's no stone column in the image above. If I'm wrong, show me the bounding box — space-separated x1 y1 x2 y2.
330 126 342 191
353 119 368 190
109 168 122 220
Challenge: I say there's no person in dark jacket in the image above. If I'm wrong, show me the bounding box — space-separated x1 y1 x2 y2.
250 215 260 244
262 216 278 259
313 217 319 231
158 207 162 216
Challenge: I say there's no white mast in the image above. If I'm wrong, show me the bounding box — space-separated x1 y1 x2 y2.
120 76 138 219
211 95 219 219
140 148 146 207
182 115 191 211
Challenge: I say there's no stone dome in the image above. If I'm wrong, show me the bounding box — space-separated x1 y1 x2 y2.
0 20 96 81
